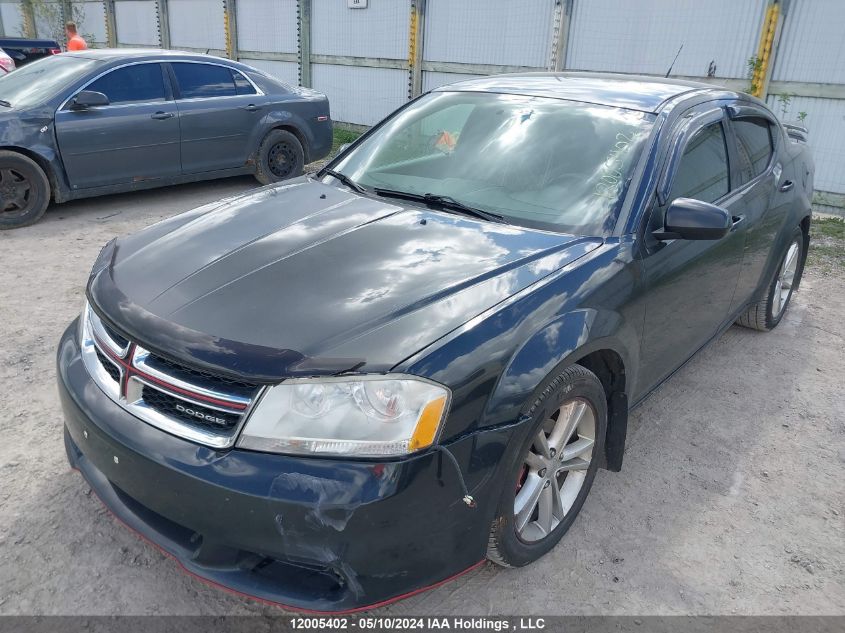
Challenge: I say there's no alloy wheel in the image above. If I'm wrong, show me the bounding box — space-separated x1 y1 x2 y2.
772 239 801 318
514 398 596 542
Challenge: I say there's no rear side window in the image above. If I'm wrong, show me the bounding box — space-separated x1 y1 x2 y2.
733 117 774 183
669 122 730 204
232 70 256 95
86 63 166 105
172 63 236 99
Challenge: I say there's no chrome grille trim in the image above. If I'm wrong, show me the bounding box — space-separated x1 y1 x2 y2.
89 307 131 358
80 311 122 402
80 303 262 449
132 345 252 407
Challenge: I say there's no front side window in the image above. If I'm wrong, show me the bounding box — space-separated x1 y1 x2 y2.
172 63 237 99
733 117 773 184
86 64 166 105
332 91 654 235
669 122 729 204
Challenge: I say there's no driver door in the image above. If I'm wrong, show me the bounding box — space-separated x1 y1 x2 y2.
637 106 746 393
55 62 181 189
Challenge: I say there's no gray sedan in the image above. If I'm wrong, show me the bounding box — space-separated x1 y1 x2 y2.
0 49 332 228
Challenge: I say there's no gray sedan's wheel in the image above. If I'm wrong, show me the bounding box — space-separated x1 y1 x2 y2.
736 227 804 331
488 364 606 567
254 129 305 185
0 151 51 230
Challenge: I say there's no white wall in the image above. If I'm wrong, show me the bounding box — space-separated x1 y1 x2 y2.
168 0 225 50
236 0 298 54
114 0 159 46
312 64 407 126
0 2 24 37
72 1 107 44
567 0 767 79
311 0 409 59
424 0 554 67
240 58 299 87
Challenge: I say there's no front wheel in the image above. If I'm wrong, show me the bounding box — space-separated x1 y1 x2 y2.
254 129 305 185
0 150 51 229
736 227 804 331
488 364 607 567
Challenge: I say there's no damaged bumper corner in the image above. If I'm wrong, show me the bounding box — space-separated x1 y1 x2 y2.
57 325 506 612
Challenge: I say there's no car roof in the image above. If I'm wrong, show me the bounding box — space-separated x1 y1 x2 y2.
63 48 231 64
433 72 738 113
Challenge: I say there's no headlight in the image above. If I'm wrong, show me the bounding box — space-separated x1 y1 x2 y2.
237 375 450 457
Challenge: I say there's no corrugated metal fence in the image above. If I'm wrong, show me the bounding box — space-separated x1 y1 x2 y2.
0 0 843 207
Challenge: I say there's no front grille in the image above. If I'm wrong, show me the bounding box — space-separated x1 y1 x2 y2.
141 386 240 431
95 347 121 382
144 353 258 398
101 320 129 351
81 303 261 449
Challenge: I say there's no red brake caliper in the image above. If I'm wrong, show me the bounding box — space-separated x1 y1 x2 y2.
515 464 528 493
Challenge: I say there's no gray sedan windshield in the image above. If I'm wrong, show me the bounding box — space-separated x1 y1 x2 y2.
0 55 100 108
333 91 654 235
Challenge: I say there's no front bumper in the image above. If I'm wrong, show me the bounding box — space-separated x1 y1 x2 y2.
57 322 510 612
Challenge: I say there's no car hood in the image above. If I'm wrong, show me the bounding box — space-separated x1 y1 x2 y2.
89 178 601 382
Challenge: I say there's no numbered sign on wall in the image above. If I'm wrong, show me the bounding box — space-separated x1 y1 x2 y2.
347 0 368 8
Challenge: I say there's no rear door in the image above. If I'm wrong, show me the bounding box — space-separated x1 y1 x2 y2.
55 62 181 189
168 62 266 174
724 108 788 312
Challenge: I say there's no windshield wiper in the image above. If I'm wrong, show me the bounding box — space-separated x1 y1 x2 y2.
374 188 505 223
0 100 11 108
323 169 366 194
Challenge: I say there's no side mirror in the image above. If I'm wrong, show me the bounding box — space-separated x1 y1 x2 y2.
654 197 731 241
71 90 109 109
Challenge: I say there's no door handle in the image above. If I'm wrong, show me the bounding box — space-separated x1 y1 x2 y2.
779 179 794 192
241 104 260 112
151 111 174 120
731 215 745 231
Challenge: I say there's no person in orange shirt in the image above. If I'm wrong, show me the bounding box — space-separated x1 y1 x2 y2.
65 21 87 51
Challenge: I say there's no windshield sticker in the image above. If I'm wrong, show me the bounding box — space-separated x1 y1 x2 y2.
594 131 636 199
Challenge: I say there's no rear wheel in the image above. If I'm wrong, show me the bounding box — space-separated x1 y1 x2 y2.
254 129 305 185
488 364 606 567
736 227 804 331
0 151 50 229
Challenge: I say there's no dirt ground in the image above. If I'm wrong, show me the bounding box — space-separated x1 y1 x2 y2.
0 178 842 616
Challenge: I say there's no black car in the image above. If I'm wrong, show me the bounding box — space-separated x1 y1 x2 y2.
0 36 61 67
57 73 813 612
0 49 332 229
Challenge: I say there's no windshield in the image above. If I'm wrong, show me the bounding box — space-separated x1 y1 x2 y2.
331 91 654 235
0 55 100 108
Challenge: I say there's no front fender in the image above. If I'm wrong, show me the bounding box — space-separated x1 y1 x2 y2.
1 109 70 199
487 308 636 424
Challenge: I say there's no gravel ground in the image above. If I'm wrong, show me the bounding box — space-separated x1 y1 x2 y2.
0 178 842 615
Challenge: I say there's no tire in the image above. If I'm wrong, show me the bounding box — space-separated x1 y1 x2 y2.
0 150 51 229
254 129 305 185
736 227 804 332
488 364 607 568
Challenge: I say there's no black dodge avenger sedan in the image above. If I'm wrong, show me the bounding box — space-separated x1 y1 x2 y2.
57 73 813 612
0 49 331 229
